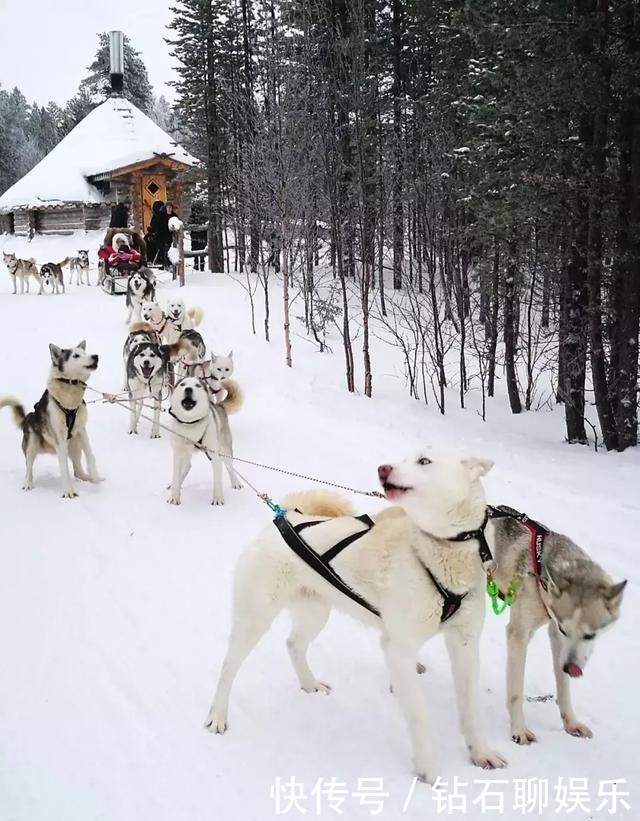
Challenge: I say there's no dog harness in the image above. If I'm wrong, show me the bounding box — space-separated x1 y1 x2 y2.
273 512 485 623
48 394 80 439
274 513 380 617
487 505 551 617
168 409 211 455
50 378 87 439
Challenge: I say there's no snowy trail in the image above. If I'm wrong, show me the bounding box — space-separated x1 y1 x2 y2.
0 254 637 820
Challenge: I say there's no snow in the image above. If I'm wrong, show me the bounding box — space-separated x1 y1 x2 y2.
0 99 199 213
0 231 638 821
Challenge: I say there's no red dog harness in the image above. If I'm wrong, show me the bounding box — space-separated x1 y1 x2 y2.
487 505 552 618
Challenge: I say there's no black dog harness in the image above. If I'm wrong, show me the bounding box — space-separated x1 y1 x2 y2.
274 513 380 617
50 378 86 439
273 511 492 623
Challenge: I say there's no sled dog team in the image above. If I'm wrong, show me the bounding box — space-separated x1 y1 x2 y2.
3 250 90 293
0 285 627 785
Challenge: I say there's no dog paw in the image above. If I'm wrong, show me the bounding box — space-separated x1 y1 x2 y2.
564 721 593 739
302 680 332 694
413 758 439 786
471 748 508 769
232 482 243 490
416 661 426 675
61 490 79 499
128 430 138 436
150 433 161 440
204 713 227 734
22 484 33 491
211 498 225 506
511 728 537 744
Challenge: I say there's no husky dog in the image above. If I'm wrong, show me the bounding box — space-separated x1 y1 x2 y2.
122 324 162 391
490 513 626 744
182 353 242 410
126 342 169 438
0 341 101 498
167 376 243 506
140 300 168 336
166 296 205 338
210 351 234 381
68 250 91 285
126 269 156 323
40 259 68 294
171 329 207 383
3 251 42 295
206 451 506 782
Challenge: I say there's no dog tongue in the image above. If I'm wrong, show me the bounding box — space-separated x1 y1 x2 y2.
563 662 583 678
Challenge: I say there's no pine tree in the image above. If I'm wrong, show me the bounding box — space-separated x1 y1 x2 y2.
80 32 154 112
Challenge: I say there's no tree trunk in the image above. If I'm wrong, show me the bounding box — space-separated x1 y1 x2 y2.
391 0 404 290
611 0 640 450
588 0 618 449
504 237 522 414
487 241 500 398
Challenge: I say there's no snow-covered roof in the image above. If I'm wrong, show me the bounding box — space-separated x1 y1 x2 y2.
0 98 199 213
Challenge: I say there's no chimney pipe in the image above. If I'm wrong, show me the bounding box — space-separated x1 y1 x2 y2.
109 30 124 95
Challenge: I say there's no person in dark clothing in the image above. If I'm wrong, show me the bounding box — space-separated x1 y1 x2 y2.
189 200 208 271
146 200 172 267
109 200 130 229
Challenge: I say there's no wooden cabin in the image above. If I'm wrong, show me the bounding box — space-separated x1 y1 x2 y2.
0 33 198 237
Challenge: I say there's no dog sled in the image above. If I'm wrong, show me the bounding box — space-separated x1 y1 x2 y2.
98 228 147 295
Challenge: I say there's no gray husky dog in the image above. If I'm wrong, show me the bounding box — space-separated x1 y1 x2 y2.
0 341 101 497
490 508 626 744
3 251 42 294
68 250 91 285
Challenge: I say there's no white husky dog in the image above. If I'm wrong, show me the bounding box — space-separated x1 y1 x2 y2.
206 450 506 782
167 296 204 335
209 351 234 381
167 376 243 506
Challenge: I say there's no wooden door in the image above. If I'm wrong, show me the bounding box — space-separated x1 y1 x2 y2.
141 174 167 231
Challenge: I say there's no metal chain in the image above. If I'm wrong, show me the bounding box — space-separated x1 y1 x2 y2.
83 383 385 501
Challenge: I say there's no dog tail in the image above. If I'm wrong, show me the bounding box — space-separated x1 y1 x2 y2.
280 490 355 519
0 396 26 428
220 379 243 414
187 306 204 326
128 320 155 333
57 256 71 267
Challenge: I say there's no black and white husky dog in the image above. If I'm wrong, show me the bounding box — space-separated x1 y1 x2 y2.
126 268 156 323
125 337 192 438
0 341 101 497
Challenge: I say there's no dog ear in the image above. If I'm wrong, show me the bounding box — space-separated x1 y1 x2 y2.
227 350 233 359
49 344 62 365
462 456 494 480
77 340 86 350
604 580 627 611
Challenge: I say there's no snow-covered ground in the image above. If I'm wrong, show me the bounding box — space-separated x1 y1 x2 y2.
0 233 637 820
